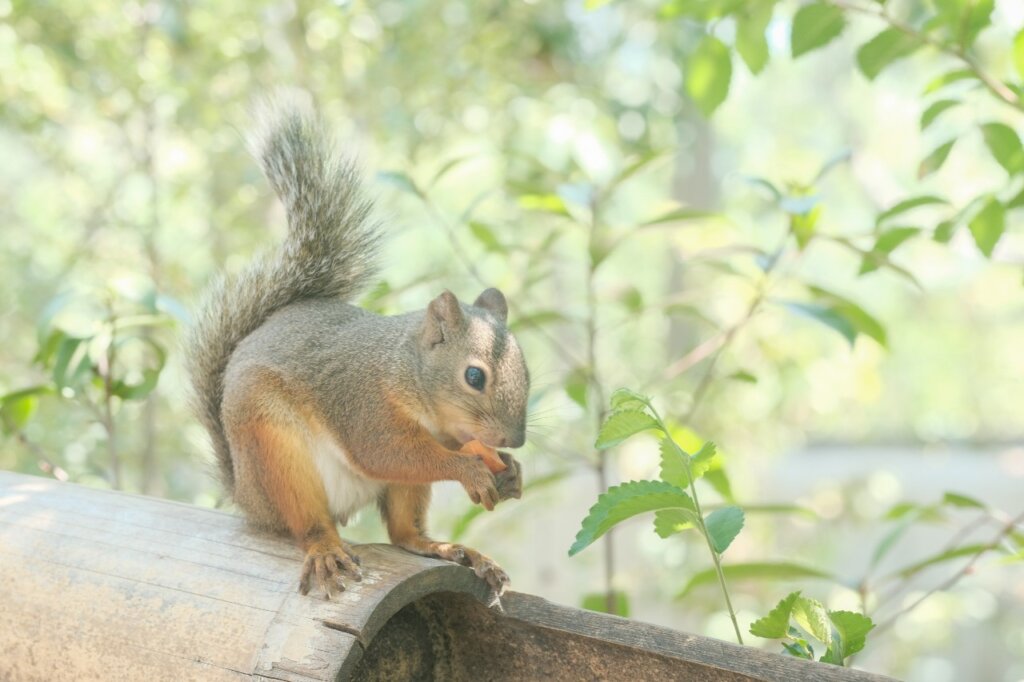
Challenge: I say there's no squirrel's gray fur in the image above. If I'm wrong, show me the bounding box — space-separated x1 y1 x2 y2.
186 90 381 490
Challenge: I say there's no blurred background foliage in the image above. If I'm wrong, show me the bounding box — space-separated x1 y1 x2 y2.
1 0 1023 678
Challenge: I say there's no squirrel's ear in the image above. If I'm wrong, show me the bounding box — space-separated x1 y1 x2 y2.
473 288 508 324
422 290 463 348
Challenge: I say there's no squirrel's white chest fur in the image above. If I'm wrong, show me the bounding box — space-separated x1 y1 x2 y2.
311 432 384 525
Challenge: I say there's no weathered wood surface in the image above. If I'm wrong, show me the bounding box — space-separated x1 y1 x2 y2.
0 471 895 681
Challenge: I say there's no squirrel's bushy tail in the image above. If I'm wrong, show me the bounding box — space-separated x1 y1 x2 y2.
186 90 381 491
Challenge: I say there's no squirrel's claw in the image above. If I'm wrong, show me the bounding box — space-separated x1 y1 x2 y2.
299 544 363 599
494 451 522 502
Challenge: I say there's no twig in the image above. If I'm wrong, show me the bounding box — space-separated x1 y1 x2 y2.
873 509 1024 634
827 0 1022 112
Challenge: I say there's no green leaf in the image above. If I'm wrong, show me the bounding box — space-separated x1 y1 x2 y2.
736 3 772 74
705 506 745 553
729 370 758 384
468 221 504 252
856 28 921 80
564 368 589 409
570 481 695 556
981 123 1024 175
608 387 650 412
792 596 831 646
659 438 692 488
0 386 51 434
968 198 1005 257
654 508 700 538
809 287 887 346
518 193 570 216
920 99 959 131
508 310 568 333
1015 29 1024 80
934 219 957 243
377 171 423 198
942 491 986 509
641 207 714 227
685 35 733 117
870 514 918 569
922 69 975 95
876 196 947 225
826 611 875 662
581 590 630 616
789 205 821 249
892 543 991 579
860 227 920 275
918 139 956 178
750 591 802 639
677 562 834 598
782 302 857 345
596 410 660 449
791 3 846 58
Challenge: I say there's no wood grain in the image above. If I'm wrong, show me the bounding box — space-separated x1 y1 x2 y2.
0 471 896 682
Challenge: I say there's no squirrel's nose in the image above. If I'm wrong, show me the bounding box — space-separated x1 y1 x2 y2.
504 430 526 449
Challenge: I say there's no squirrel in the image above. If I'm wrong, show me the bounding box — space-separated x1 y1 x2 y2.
185 90 529 599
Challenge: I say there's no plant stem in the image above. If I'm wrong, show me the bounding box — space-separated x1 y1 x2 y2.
873 509 1024 634
827 0 1023 113
584 198 617 615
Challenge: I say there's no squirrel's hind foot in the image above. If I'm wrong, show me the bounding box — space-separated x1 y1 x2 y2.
298 541 363 600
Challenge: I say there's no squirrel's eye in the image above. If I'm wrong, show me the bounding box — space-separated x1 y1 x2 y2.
465 366 486 391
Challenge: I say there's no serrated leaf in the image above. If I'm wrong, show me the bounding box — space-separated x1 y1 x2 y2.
918 139 956 178
942 491 986 509
968 198 1005 257
793 597 832 646
876 196 947 225
660 438 692 488
920 99 959 130
827 611 875 662
569 481 695 556
891 543 991 579
596 410 660 449
750 591 802 639
856 28 921 80
685 35 732 117
705 506 745 553
609 387 650 412
677 562 834 598
654 508 700 538
981 123 1024 175
791 3 846 58
736 3 771 74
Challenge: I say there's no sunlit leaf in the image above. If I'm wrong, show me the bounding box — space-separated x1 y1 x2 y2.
654 508 700 538
792 596 831 646
685 35 732 116
918 139 956 178
750 592 801 639
968 197 1005 257
736 3 772 74
980 123 1024 175
876 196 947 225
570 480 695 556
595 410 660 449
791 3 846 58
856 28 921 80
920 99 959 130
1015 29 1024 80
824 611 875 663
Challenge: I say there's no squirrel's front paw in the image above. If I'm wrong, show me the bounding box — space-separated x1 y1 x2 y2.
299 542 362 600
459 458 499 511
494 451 522 502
